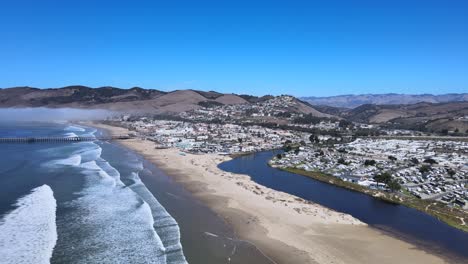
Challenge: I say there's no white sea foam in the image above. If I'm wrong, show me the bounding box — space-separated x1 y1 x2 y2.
59 147 170 263
48 139 187 263
96 158 121 181
45 154 82 167
64 132 78 138
127 172 188 264
80 128 97 138
64 125 85 132
80 160 118 187
0 185 57 264
74 144 102 163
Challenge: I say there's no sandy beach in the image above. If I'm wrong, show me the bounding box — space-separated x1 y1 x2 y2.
93 122 448 264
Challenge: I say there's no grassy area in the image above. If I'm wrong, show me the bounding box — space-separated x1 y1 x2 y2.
281 167 468 232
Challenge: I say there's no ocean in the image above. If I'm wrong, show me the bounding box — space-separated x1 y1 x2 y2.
0 122 273 264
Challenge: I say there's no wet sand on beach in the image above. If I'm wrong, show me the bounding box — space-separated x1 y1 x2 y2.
93 122 448 264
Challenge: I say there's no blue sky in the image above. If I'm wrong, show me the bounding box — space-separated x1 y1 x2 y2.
0 0 467 96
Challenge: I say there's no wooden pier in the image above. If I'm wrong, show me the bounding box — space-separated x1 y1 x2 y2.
0 135 131 143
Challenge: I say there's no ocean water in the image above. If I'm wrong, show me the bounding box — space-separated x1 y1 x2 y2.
0 122 186 264
0 122 274 264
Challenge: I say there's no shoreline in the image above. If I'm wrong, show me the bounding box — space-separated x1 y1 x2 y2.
91 122 449 264
277 166 468 232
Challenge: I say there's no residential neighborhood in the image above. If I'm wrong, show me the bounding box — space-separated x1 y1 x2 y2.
270 138 468 209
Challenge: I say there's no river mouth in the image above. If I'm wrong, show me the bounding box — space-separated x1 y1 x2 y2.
218 150 468 262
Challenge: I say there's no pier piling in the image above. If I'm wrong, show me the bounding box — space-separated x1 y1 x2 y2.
0 135 131 144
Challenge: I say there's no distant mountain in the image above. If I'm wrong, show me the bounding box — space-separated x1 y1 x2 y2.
301 93 468 108
2 86 465 132
0 86 326 116
343 102 468 133
0 86 244 113
0 86 166 107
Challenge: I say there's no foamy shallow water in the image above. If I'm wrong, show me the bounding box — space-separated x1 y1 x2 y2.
0 123 187 264
0 185 57 264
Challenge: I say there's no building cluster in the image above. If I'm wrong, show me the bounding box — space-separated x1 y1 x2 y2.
179 95 305 122
270 138 468 209
122 119 306 154
112 99 467 210
176 95 379 133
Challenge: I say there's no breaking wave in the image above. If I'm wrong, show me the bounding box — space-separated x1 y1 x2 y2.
44 154 82 167
64 132 78 138
0 185 57 264
64 125 85 132
50 125 187 263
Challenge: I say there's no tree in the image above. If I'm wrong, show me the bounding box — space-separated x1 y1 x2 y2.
337 148 347 153
387 179 401 192
337 158 347 165
238 138 243 143
446 168 456 177
364 159 376 166
309 134 319 144
374 172 392 184
388 155 397 161
423 158 437 165
419 165 431 174
410 158 419 164
339 119 353 128
294 148 300 155
276 153 283 159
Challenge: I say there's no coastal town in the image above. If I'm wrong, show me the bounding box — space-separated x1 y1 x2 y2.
99 95 468 232
109 103 467 211
3 1 468 263
122 119 304 154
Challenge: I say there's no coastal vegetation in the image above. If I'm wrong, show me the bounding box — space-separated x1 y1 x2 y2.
279 167 468 232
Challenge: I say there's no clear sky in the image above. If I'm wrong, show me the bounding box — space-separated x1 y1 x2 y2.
0 0 467 97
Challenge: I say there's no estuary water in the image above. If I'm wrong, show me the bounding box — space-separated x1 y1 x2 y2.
0 122 273 264
219 150 468 261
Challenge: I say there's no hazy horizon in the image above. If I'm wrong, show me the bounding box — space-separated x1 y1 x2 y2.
1 85 467 98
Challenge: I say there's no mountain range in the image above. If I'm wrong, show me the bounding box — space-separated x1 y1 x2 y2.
301 93 468 108
315 101 468 133
0 86 306 114
1 86 467 133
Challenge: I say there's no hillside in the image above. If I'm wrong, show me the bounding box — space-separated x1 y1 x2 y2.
0 86 323 116
0 86 247 112
302 93 468 108
0 86 166 108
344 102 468 133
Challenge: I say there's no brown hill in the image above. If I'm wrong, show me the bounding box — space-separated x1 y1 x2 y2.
0 86 166 108
302 93 468 108
0 86 328 117
344 102 468 133
215 94 249 105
